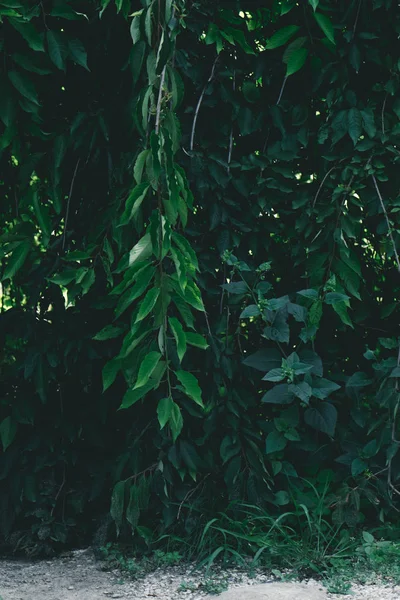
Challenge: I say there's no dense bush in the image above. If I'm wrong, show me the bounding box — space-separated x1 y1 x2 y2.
1 0 400 555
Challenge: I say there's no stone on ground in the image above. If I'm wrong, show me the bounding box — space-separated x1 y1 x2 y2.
206 582 328 600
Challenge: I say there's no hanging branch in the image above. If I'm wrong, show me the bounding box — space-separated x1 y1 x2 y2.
190 55 219 151
372 174 400 273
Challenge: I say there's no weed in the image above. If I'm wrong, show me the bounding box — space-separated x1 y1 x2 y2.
178 581 198 593
325 575 352 595
201 578 228 595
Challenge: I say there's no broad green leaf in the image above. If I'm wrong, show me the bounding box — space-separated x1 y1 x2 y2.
297 289 318 299
48 270 77 286
129 233 152 266
170 401 183 441
120 378 156 409
68 39 89 70
110 481 125 536
265 25 299 50
144 6 152 45
266 430 287 454
262 368 285 382
346 372 372 399
220 436 240 464
168 317 187 362
351 457 367 477
304 402 337 436
0 416 17 452
325 292 350 305
332 302 353 328
47 31 67 70
243 348 281 372
288 382 312 403
134 351 162 390
9 19 44 52
275 490 290 505
186 332 209 350
134 149 150 184
8 70 40 105
262 384 293 404
157 397 173 429
240 304 261 319
314 12 335 45
93 325 124 341
122 183 150 225
3 241 30 280
135 287 160 323
348 107 362 145
184 281 205 311
102 358 120 392
172 232 199 271
308 0 319 10
175 370 203 407
312 378 340 399
285 47 308 77
115 265 155 318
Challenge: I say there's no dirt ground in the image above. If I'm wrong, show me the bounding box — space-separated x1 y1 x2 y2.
1 548 400 600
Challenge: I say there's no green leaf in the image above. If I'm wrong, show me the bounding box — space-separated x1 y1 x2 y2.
308 0 319 10
325 292 350 305
122 183 150 224
266 430 287 454
110 481 125 536
129 233 152 266
304 402 337 436
314 12 335 44
115 265 155 318
8 70 40 105
348 108 362 145
134 149 150 184
102 358 120 392
0 416 17 452
170 401 183 441
240 304 260 319
157 397 173 429
186 332 209 350
220 435 240 464
285 47 308 77
275 490 290 505
3 241 30 280
262 368 285 382
93 325 124 341
175 370 203 407
134 351 162 390
135 287 160 323
262 384 293 404
120 378 157 409
47 31 67 70
68 39 89 70
332 302 353 328
289 381 312 403
312 378 340 399
9 19 44 52
265 25 299 50
351 458 367 477
168 317 187 363
297 289 318 299
346 372 372 399
243 348 281 372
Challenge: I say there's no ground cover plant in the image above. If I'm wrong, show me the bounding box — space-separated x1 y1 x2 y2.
1 0 400 565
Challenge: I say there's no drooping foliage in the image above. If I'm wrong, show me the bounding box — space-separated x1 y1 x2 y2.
1 0 400 555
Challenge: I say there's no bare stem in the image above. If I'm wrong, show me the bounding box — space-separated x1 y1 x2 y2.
276 76 287 106
62 159 80 251
190 56 219 151
372 175 400 272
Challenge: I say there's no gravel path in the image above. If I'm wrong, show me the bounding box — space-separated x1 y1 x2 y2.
1 548 400 600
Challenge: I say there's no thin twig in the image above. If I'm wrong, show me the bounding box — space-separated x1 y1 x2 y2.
312 166 336 208
62 159 80 251
372 175 400 272
177 474 210 520
155 66 167 135
276 76 287 106
190 56 219 151
227 70 236 173
353 0 362 37
381 94 388 137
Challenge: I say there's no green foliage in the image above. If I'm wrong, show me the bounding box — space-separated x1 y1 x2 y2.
1 0 400 557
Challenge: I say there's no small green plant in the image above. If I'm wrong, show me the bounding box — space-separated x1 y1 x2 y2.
325 575 352 595
201 578 229 595
178 581 198 593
